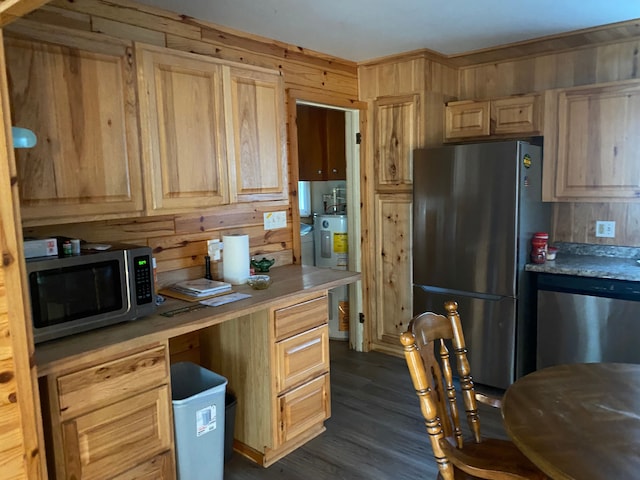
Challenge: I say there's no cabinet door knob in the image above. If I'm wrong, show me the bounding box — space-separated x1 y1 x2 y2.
332 169 338 173
317 170 322 175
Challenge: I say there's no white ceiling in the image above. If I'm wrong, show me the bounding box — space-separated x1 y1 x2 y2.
137 0 640 62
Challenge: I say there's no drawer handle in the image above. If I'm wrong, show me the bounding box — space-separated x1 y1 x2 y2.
288 337 321 354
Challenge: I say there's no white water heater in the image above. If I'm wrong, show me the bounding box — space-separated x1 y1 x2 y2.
314 214 348 340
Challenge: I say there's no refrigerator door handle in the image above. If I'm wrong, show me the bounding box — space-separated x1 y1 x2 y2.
416 284 505 302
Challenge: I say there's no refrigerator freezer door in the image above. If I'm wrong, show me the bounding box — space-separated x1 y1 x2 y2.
414 286 516 389
413 142 521 297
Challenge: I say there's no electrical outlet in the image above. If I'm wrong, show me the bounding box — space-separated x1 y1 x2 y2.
207 239 221 260
264 211 287 230
595 221 615 238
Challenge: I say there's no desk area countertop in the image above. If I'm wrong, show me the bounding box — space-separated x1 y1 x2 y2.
525 242 640 281
35 264 360 376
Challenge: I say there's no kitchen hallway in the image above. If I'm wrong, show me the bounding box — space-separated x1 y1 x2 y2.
224 341 507 479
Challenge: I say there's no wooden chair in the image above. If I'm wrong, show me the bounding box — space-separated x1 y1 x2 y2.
400 301 547 480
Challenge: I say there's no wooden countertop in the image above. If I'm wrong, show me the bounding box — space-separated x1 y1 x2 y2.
35 265 360 376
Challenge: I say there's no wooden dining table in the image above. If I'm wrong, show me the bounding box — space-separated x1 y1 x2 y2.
501 362 640 480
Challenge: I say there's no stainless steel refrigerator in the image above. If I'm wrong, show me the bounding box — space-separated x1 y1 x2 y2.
413 141 550 389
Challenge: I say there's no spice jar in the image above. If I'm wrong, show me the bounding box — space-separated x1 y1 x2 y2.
533 232 549 253
62 240 73 256
530 234 547 264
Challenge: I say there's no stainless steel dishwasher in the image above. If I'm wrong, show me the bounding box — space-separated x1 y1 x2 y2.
536 273 640 369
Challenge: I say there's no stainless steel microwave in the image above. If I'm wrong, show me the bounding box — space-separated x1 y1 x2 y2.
26 243 156 344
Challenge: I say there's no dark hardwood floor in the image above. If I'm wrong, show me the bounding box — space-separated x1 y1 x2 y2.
223 341 508 480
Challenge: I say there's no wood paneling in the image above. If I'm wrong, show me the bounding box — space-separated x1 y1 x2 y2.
0 27 45 480
450 18 640 67
459 39 640 98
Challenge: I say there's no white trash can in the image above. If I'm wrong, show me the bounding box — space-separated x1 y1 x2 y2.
170 362 227 480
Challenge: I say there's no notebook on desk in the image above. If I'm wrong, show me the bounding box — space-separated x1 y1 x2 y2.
170 278 232 297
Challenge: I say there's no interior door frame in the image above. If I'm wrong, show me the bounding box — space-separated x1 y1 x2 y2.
286 88 368 351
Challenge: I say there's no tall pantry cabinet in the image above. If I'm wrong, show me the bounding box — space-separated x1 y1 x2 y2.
358 54 457 354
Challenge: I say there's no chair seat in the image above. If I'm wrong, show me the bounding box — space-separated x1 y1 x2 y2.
440 437 547 480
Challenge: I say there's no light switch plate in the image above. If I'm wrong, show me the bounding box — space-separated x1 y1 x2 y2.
595 220 615 238
264 211 287 230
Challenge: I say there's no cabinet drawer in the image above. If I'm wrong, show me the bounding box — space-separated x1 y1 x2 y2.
61 385 172 480
276 325 329 392
57 346 168 416
278 373 330 445
273 295 328 341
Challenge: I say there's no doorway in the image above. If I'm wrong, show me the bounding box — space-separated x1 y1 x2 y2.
291 99 364 351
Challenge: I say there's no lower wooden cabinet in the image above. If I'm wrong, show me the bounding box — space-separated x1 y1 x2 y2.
60 386 173 480
111 451 175 480
278 373 330 445
41 344 175 480
201 292 330 466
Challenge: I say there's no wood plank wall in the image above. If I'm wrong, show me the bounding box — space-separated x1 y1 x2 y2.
16 0 359 287
459 39 640 246
0 29 44 479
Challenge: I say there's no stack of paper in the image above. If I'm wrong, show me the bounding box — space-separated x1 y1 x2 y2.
171 278 232 297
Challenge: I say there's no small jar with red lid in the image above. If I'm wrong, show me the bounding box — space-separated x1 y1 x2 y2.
530 232 548 264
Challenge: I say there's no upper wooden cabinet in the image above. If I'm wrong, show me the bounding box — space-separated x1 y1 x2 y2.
373 94 420 191
444 100 490 139
136 44 229 214
297 104 346 181
444 95 542 141
5 36 144 225
137 44 287 213
225 65 288 202
543 80 640 201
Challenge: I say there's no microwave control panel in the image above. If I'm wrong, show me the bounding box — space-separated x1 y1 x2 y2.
134 255 153 305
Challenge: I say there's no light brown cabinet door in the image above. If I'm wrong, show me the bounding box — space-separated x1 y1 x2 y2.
444 100 490 139
225 65 287 202
372 193 413 353
544 80 640 201
61 386 173 480
5 37 143 224
137 44 229 214
277 373 330 446
275 325 329 392
374 95 419 191
491 95 541 136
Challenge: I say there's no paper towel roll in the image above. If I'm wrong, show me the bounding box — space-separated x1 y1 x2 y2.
223 234 250 285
